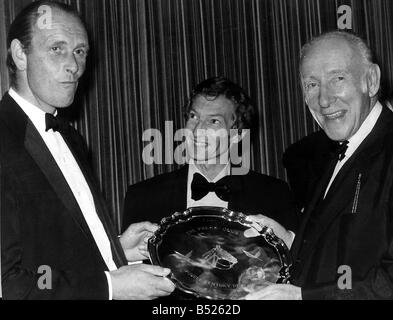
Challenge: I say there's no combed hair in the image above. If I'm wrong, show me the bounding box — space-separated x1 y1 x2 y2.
299 30 375 70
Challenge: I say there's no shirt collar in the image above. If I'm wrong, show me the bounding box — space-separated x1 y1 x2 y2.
8 88 57 133
345 101 382 160
188 161 231 183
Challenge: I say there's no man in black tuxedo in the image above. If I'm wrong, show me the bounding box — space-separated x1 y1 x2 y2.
284 100 393 213
0 1 174 299
245 31 393 299
122 77 298 234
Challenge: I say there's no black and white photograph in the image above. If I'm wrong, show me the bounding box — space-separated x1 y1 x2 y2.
1 0 393 306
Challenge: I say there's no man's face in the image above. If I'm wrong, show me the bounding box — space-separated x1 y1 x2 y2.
300 38 373 141
24 8 89 111
185 95 236 162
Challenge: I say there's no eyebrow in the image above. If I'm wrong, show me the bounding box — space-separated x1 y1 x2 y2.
302 69 349 81
49 42 90 54
206 114 225 118
46 38 89 49
47 40 67 46
75 43 89 48
75 43 90 53
189 109 225 118
327 69 349 75
302 75 318 81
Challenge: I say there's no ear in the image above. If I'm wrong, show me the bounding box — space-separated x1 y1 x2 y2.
366 63 381 98
230 113 238 128
10 39 27 72
299 73 308 104
301 88 309 106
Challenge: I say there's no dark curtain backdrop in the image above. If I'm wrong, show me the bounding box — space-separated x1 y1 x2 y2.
1 0 392 232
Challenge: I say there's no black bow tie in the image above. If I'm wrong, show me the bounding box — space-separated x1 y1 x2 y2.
330 140 349 161
191 172 241 201
45 113 69 133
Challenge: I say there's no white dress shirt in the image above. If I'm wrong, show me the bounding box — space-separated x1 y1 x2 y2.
9 88 116 299
187 161 231 208
324 101 383 197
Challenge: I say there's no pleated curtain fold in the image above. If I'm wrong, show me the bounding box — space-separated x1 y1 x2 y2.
1 0 392 232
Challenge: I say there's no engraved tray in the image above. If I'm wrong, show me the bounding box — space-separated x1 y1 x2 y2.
148 206 292 300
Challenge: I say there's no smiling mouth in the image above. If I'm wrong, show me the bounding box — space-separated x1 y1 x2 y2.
323 110 346 120
60 81 77 86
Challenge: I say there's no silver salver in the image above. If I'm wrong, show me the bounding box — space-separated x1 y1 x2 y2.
148 206 292 300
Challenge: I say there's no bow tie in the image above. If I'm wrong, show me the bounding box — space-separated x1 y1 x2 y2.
191 172 241 202
330 140 349 161
45 113 69 133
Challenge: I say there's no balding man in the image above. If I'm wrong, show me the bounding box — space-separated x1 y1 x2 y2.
246 31 393 299
0 0 174 299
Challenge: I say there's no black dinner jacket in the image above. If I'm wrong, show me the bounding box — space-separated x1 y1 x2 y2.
0 92 127 299
283 130 333 211
122 166 299 233
290 105 393 299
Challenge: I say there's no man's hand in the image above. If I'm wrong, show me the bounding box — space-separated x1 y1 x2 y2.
110 264 175 300
244 214 294 249
245 284 302 300
119 221 158 262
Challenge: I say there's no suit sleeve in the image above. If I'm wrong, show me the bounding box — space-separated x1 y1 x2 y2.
283 153 310 211
272 181 300 234
122 184 142 232
1 164 109 300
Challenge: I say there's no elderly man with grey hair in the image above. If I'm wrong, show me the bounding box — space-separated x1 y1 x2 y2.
246 30 393 299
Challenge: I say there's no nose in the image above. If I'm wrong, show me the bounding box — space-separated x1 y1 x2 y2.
192 119 208 135
319 83 331 108
65 53 79 75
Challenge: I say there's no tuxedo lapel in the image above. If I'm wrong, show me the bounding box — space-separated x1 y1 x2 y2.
60 130 127 267
24 121 94 243
2 92 91 239
321 155 370 215
227 174 247 212
170 165 188 213
298 166 365 259
290 159 335 259
6 90 126 267
3 92 127 272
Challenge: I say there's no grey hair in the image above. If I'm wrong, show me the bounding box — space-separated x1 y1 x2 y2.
299 31 375 71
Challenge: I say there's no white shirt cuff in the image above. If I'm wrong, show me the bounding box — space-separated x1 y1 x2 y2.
104 271 113 300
